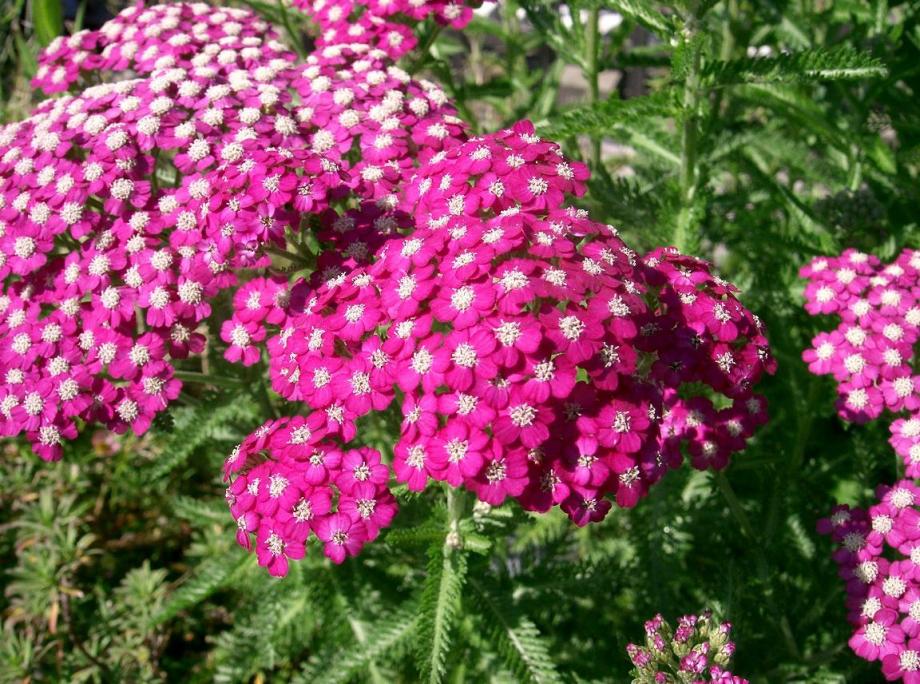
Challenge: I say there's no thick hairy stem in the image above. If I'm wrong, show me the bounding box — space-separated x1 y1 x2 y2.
445 486 469 550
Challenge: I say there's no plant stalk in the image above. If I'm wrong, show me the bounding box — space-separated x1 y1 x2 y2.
173 370 243 389
674 24 703 253
584 6 602 167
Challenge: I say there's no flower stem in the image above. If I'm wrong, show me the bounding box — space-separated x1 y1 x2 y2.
715 470 802 660
584 6 602 168
445 486 469 550
173 370 243 389
674 21 703 254
264 244 311 267
277 0 307 59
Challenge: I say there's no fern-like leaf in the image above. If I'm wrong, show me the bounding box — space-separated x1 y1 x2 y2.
603 0 677 37
171 495 230 526
704 46 887 85
536 91 676 141
301 604 419 684
147 397 258 480
469 579 562 684
415 544 467 684
155 552 254 625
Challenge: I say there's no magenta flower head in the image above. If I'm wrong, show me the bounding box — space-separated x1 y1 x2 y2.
216 113 772 574
224 417 398 576
250 119 773 527
819 479 920 677
801 248 920 467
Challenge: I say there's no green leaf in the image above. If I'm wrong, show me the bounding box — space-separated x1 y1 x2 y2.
171 495 229 526
604 0 677 37
304 604 419 684
704 47 888 85
536 91 677 143
31 0 63 47
469 579 562 684
146 397 258 480
155 553 254 625
416 545 467 684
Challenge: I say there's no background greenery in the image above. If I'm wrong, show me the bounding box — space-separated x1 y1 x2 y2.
2 1 919 681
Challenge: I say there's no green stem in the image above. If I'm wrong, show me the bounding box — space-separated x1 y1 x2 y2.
674 24 703 254
584 6 602 168
173 370 243 389
74 0 87 32
407 23 444 74
264 244 311 267
277 0 306 59
445 486 469 550
715 470 802 660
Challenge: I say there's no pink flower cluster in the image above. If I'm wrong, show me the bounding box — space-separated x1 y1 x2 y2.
626 611 748 683
293 0 479 59
818 481 920 682
223 414 397 575
230 120 772 541
210 0 772 574
0 2 468 460
5 0 774 573
801 249 920 473
34 3 293 94
0 4 309 459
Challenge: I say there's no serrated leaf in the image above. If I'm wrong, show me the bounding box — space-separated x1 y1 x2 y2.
605 0 676 37
155 552 254 625
171 495 230 526
536 92 677 149
469 579 562 684
303 604 419 684
704 47 888 85
416 545 467 684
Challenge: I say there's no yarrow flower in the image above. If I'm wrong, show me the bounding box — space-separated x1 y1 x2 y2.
626 611 748 683
227 119 773 554
801 249 920 473
818 480 920 681
224 415 397 574
0 3 466 461
8 0 773 576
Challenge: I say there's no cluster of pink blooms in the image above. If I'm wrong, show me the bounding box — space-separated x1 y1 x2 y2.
1 0 775 574
626 611 748 683
818 482 920 682
229 119 773 546
223 414 397 575
0 3 305 459
805 250 920 679
0 2 467 460
801 249 920 473
293 0 479 59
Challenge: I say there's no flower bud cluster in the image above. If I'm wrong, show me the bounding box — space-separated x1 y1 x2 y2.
626 611 747 683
